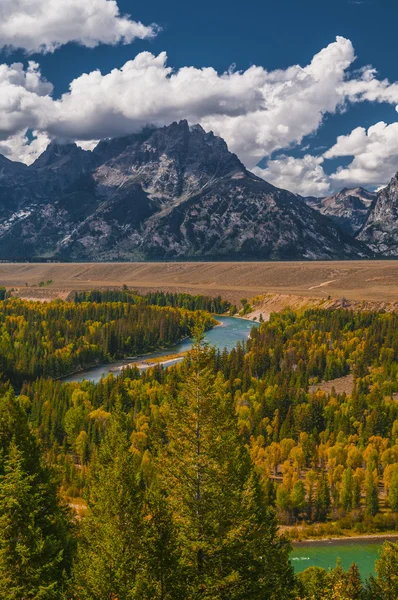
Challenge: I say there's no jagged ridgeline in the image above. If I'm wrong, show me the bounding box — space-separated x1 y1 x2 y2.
0 121 371 260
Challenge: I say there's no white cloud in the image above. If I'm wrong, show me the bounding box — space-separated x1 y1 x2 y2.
325 122 398 188
39 37 359 167
0 0 157 54
0 62 53 140
1 35 398 195
76 140 100 152
254 155 331 197
0 130 51 165
342 67 398 105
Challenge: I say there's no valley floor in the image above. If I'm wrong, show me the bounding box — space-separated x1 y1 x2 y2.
5 260 398 307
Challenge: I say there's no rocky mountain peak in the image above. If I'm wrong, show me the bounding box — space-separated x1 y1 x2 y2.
303 186 376 236
339 187 376 205
91 120 246 206
358 170 398 254
0 154 29 177
0 123 373 261
32 140 91 171
189 123 206 134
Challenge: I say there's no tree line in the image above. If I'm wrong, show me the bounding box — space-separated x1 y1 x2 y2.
0 297 213 385
74 288 231 314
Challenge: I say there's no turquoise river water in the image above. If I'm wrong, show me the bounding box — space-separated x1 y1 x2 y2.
62 315 258 384
291 537 398 579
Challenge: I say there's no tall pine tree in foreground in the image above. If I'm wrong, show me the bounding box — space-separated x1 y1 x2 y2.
72 409 144 599
159 326 295 599
0 389 73 599
72 407 182 600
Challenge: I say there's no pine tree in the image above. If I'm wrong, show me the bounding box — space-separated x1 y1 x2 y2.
365 542 398 600
340 467 354 512
315 471 330 521
72 410 145 599
344 563 363 600
0 392 73 599
139 484 186 600
365 469 379 517
352 475 362 510
388 468 398 512
158 328 295 599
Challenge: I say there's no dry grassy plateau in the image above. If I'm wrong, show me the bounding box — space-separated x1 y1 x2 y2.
2 261 398 308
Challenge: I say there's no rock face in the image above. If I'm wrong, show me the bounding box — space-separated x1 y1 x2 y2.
358 173 398 255
0 121 372 260
303 187 376 236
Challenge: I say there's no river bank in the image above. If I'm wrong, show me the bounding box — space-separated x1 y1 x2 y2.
291 533 398 546
56 335 193 383
61 316 259 384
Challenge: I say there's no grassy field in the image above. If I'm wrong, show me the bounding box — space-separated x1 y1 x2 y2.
3 261 398 306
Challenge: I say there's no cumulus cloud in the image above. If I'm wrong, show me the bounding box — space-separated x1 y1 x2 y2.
256 119 398 193
2 35 398 194
254 155 331 197
0 130 51 164
0 37 363 169
342 67 398 105
325 122 398 188
42 37 357 167
0 0 157 54
0 62 53 140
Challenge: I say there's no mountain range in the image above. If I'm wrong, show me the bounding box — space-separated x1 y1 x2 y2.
0 120 396 261
303 187 376 236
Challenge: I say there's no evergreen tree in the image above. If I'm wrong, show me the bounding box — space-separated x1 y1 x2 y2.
340 467 354 512
365 469 379 517
72 410 145 599
352 475 362 510
365 542 398 600
140 484 186 600
159 329 295 599
315 471 330 522
388 468 398 512
0 392 73 599
344 563 363 600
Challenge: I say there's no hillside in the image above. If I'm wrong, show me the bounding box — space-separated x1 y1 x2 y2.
303 187 376 236
358 173 398 254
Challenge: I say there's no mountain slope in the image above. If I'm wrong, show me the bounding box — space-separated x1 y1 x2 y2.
303 187 376 236
358 173 398 254
0 121 372 260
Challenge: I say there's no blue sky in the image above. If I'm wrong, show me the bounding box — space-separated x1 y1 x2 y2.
0 0 398 195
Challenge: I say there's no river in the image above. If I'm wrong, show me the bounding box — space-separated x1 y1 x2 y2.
62 315 259 384
62 317 391 579
291 536 398 579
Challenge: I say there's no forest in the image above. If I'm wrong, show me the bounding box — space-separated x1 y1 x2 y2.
0 297 214 385
3 295 398 598
74 289 231 314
